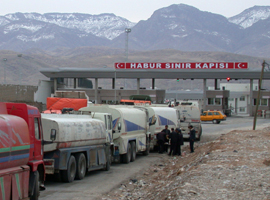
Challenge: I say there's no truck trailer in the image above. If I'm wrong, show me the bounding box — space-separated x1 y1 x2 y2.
79 105 151 164
174 105 202 141
0 102 45 200
41 114 111 183
136 106 180 150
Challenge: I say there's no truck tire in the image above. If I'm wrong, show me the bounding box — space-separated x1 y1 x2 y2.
130 141 136 162
61 155 76 183
217 120 221 124
143 138 150 155
213 119 217 124
122 143 131 164
30 171 40 200
75 153 86 180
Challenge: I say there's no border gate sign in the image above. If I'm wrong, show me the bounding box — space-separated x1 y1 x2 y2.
115 62 248 69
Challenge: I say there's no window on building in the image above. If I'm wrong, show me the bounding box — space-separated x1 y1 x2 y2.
253 98 268 106
261 99 268 106
228 98 234 101
239 107 245 112
239 96 245 101
208 98 214 105
215 98 221 105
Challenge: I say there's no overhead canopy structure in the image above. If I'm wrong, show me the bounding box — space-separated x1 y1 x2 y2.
40 67 270 79
39 65 270 116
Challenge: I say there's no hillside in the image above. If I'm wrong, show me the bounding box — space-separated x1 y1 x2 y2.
0 48 269 91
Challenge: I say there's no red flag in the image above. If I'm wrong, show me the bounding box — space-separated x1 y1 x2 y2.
115 63 126 69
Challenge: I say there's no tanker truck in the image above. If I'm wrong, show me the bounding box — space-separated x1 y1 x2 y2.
0 102 45 200
79 105 151 164
174 105 202 141
41 113 111 183
135 106 180 150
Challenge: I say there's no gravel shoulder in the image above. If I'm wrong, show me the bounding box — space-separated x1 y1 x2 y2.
101 126 270 200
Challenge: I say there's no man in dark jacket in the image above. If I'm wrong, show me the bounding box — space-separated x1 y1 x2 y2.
156 131 166 154
188 125 196 153
161 125 170 153
176 128 184 156
168 129 179 156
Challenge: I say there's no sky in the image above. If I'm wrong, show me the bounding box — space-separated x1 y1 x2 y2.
0 0 269 22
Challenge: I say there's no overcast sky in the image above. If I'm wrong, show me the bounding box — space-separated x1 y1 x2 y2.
0 0 269 22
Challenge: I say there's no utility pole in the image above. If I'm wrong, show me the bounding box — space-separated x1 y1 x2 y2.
253 61 267 130
124 28 131 89
3 58 7 84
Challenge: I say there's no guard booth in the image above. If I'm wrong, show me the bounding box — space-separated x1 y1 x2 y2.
205 90 230 116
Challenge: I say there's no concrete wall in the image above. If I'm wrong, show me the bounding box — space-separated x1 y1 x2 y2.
53 88 165 104
0 84 37 102
0 84 45 112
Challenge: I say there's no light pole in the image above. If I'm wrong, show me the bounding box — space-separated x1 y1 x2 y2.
124 28 131 89
3 58 7 84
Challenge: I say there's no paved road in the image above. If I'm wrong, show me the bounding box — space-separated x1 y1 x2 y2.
40 116 269 200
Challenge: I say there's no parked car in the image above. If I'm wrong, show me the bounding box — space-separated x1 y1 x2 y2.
200 111 226 124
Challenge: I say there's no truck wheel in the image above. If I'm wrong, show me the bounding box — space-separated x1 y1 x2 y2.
143 138 150 155
213 119 217 124
130 141 136 162
122 143 131 164
61 155 76 183
30 171 40 200
75 153 86 180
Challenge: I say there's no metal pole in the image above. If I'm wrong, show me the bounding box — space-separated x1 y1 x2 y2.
114 70 116 104
3 58 7 84
253 61 265 130
124 28 131 89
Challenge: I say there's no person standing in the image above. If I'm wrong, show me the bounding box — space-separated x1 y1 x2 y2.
176 128 184 156
188 125 196 153
156 131 166 154
162 125 170 153
168 129 178 156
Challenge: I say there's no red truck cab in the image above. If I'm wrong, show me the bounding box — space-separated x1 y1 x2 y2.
0 102 45 200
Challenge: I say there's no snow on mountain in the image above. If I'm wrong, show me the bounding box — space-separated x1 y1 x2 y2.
229 6 270 28
3 13 136 40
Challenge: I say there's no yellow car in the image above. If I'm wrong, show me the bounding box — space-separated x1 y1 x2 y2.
200 111 226 124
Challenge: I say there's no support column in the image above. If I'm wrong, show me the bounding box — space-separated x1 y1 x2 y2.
112 78 115 89
152 78 155 89
95 78 98 104
53 78 57 96
74 78 77 89
214 79 218 90
249 79 253 116
203 79 207 112
137 78 140 95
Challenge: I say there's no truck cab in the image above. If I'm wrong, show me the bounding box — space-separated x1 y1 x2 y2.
1 102 45 199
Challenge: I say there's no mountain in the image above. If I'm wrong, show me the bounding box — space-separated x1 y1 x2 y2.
111 4 242 53
0 48 268 88
0 4 270 57
229 6 270 28
0 13 135 51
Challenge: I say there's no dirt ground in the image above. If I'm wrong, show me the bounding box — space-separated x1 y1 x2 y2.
100 127 270 200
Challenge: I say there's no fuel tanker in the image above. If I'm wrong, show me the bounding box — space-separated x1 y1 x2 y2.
41 114 112 183
79 104 151 164
0 102 45 200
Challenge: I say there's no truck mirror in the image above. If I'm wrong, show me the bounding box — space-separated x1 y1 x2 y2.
149 117 157 126
50 129 56 141
118 122 121 131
